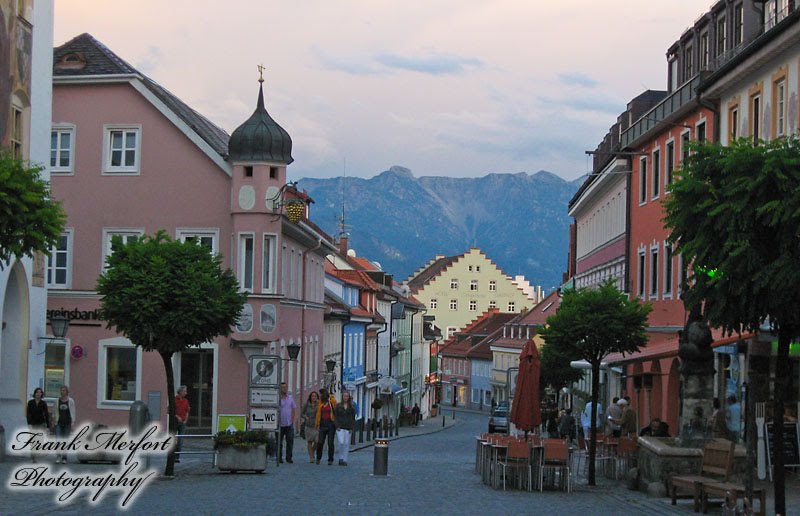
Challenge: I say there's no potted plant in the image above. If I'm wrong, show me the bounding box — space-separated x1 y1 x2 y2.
371 399 383 411
214 429 273 473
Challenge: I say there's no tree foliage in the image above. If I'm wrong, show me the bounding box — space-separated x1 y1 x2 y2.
97 231 245 476
663 137 800 514
0 151 65 266
664 138 800 337
540 280 652 366
539 279 651 485
538 340 584 392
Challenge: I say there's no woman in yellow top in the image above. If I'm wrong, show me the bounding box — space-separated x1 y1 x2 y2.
314 388 337 465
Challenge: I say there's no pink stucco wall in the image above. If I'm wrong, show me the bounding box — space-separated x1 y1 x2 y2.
49 81 327 430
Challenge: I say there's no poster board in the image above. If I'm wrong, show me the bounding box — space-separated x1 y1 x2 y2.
765 422 800 479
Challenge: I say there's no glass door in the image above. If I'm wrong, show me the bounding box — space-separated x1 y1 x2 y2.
180 349 214 432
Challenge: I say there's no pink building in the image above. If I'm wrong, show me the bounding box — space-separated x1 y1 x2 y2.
47 34 334 432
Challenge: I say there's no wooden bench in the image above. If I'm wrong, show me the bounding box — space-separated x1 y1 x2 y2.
701 481 766 516
670 439 735 512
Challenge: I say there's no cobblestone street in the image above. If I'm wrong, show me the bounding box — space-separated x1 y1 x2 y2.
6 411 795 515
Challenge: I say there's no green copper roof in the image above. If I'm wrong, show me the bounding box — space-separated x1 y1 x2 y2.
228 83 293 164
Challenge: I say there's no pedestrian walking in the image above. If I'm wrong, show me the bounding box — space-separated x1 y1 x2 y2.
315 388 337 465
558 408 576 441
55 385 76 464
279 382 297 463
334 391 356 466
301 391 320 463
174 385 190 462
26 387 50 462
411 403 421 426
581 399 603 440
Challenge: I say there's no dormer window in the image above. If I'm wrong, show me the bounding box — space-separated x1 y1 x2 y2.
56 52 87 70
244 166 253 177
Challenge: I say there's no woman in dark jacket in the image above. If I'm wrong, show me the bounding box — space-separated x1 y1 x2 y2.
26 387 50 462
333 391 356 466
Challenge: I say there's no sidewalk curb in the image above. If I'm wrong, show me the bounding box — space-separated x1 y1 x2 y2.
350 417 463 453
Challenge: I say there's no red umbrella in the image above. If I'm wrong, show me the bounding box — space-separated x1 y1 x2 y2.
510 339 542 433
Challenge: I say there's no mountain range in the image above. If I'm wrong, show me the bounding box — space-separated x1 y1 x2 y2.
297 166 583 290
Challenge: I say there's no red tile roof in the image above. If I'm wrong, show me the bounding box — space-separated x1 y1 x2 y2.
406 255 457 292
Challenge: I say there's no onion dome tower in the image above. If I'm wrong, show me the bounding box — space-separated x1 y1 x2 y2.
228 73 293 164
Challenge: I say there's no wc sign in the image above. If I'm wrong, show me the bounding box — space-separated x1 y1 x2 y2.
250 407 278 431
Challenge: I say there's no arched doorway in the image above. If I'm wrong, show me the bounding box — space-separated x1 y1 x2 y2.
0 260 31 432
666 358 681 433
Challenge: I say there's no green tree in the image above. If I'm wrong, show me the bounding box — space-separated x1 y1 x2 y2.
538 339 584 393
540 279 651 486
97 231 245 476
664 137 800 514
0 151 65 266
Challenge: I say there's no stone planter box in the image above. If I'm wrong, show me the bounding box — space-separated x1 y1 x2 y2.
216 445 267 473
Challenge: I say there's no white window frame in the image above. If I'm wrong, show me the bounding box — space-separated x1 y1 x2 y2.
637 249 646 299
469 300 477 311
639 156 648 205
665 139 675 188
488 300 496 309
470 279 478 291
650 245 659 299
177 228 218 255
102 124 141 175
262 233 277 293
11 104 24 159
447 326 458 338
507 301 516 312
238 232 255 292
96 337 143 409
429 298 438 309
696 120 707 143
102 228 145 270
752 95 761 140
651 148 661 200
449 299 458 311
663 241 674 299
680 129 691 165
776 79 786 138
488 280 497 291
50 124 75 174
450 278 458 289
47 229 73 289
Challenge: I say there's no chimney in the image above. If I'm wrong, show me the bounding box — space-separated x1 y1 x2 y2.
339 235 349 255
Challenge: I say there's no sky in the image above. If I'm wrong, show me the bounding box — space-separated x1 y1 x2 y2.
54 1 708 181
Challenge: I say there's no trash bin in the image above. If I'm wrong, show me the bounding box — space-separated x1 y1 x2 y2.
128 400 151 435
373 439 389 476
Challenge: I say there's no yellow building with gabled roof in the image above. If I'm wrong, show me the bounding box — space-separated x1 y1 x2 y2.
404 248 541 338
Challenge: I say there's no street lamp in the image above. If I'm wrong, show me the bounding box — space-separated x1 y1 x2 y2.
325 359 337 373
49 315 70 339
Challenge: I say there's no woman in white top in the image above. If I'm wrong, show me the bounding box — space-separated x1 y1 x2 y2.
55 385 76 464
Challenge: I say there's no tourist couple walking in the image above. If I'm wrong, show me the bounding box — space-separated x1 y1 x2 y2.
284 387 357 466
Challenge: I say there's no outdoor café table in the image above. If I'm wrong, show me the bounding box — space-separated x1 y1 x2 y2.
475 435 487 474
601 438 619 478
487 442 508 488
529 444 544 490
480 440 495 485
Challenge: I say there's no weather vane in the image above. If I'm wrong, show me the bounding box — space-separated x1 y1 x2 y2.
257 64 265 84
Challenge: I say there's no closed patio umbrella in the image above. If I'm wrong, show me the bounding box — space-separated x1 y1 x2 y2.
510 339 542 433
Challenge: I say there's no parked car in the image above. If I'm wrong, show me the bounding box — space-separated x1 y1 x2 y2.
488 407 509 433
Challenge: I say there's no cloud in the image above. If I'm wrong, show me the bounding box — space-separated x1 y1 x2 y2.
310 45 383 76
538 93 624 116
374 52 482 75
558 72 598 88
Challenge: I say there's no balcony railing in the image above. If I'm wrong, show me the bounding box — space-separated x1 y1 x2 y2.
621 75 702 148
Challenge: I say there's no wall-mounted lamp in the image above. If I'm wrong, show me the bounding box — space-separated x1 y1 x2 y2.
325 359 337 373
286 342 301 361
49 315 70 339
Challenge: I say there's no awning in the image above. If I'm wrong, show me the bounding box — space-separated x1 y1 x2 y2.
603 333 679 365
604 332 756 365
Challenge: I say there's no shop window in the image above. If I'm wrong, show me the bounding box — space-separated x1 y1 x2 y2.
98 338 141 407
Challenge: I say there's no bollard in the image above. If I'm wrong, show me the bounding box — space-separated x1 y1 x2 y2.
128 401 151 468
452 410 456 420
395 418 399 436
373 439 389 475
442 414 446 427
0 425 5 462
359 419 364 443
